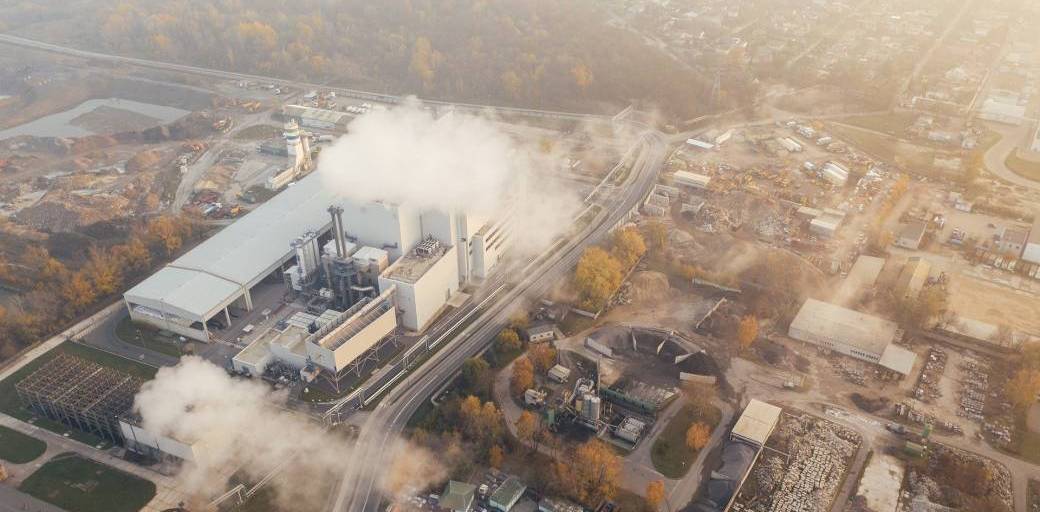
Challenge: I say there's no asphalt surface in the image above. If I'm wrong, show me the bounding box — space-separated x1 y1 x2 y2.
330 130 668 512
0 485 65 512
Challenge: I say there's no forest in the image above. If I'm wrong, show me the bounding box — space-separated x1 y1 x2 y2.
0 0 715 119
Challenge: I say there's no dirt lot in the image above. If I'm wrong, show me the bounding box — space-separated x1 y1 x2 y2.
947 274 1040 334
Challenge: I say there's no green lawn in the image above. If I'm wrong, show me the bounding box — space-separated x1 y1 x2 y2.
114 316 184 357
0 425 47 464
0 341 157 446
650 403 722 478
20 453 156 512
1006 150 1040 182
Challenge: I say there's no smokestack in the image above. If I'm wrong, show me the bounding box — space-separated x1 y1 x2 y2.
328 205 346 258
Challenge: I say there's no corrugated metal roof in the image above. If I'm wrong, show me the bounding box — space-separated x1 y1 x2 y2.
731 399 781 446
788 299 898 356
126 169 348 319
878 344 917 375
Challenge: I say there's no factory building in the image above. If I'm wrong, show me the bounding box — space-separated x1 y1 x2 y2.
125 164 513 343
283 104 351 131
120 418 207 464
788 299 916 376
895 257 931 300
894 221 927 250
1024 217 1040 265
730 399 781 447
267 119 313 190
673 170 712 190
834 255 885 305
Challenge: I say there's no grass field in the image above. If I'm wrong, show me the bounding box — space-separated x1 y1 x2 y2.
0 341 157 446
835 111 917 138
20 453 156 512
0 425 47 464
650 403 722 478
1006 150 1040 182
828 124 938 173
114 316 184 357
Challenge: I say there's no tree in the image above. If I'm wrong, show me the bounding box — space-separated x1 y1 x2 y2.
511 357 535 396
489 444 504 468
571 62 593 93
643 222 668 252
84 247 122 297
529 343 557 373
460 357 492 397
61 272 96 314
497 328 523 355
555 440 621 506
736 315 758 352
459 395 483 439
574 247 623 310
683 382 716 419
1006 369 1040 412
515 410 538 450
685 422 711 451
479 401 503 443
611 228 646 268
645 480 666 512
410 36 441 89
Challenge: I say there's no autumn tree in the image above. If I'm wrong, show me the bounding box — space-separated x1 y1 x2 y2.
686 422 711 451
61 272 97 314
489 444 504 468
736 315 759 352
515 410 538 451
410 36 441 89
1006 369 1040 412
554 440 621 506
645 480 666 512
643 221 668 252
611 227 646 268
511 357 535 396
84 247 123 297
574 247 623 311
571 62 593 93
460 395 483 439
497 328 523 355
529 343 558 373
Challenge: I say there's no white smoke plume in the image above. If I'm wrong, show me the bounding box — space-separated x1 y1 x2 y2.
134 358 444 509
318 100 582 253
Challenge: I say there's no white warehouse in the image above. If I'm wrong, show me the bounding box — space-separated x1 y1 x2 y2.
125 166 513 343
788 299 916 376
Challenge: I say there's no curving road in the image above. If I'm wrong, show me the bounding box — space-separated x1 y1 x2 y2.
329 131 668 512
982 122 1040 192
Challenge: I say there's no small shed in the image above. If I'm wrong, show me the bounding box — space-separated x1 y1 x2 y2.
490 478 527 512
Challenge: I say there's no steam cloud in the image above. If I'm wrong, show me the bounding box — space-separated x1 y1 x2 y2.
134 358 443 509
319 100 581 252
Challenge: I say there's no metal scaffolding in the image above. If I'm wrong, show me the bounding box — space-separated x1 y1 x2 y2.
15 353 143 444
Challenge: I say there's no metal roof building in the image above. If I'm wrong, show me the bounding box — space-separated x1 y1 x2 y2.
731 399 781 447
1023 216 1040 265
789 299 916 375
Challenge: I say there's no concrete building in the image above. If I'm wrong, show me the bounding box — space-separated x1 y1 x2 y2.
120 419 207 464
267 119 313 190
490 478 527 512
788 299 916 376
730 399 781 447
834 255 885 305
441 481 477 512
378 239 460 332
998 227 1029 256
283 104 351 131
125 165 511 342
673 170 712 190
894 221 927 250
524 322 556 343
895 257 931 300
1024 217 1040 265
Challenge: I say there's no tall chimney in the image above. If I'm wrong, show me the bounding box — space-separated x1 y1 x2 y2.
328 205 346 257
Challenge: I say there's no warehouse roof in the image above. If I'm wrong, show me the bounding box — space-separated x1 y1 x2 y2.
731 399 781 446
835 255 885 305
878 345 917 376
441 481 476 512
895 257 931 299
126 169 347 320
788 299 899 356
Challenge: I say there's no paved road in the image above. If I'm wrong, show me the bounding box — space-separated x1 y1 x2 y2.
330 131 667 512
983 122 1040 191
79 309 180 368
0 485 66 512
0 33 608 122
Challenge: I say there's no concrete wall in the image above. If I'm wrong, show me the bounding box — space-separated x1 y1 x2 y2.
119 421 200 462
379 245 460 331
339 200 422 261
788 326 882 363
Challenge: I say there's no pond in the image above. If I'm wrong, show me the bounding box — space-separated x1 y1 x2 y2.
0 97 190 140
